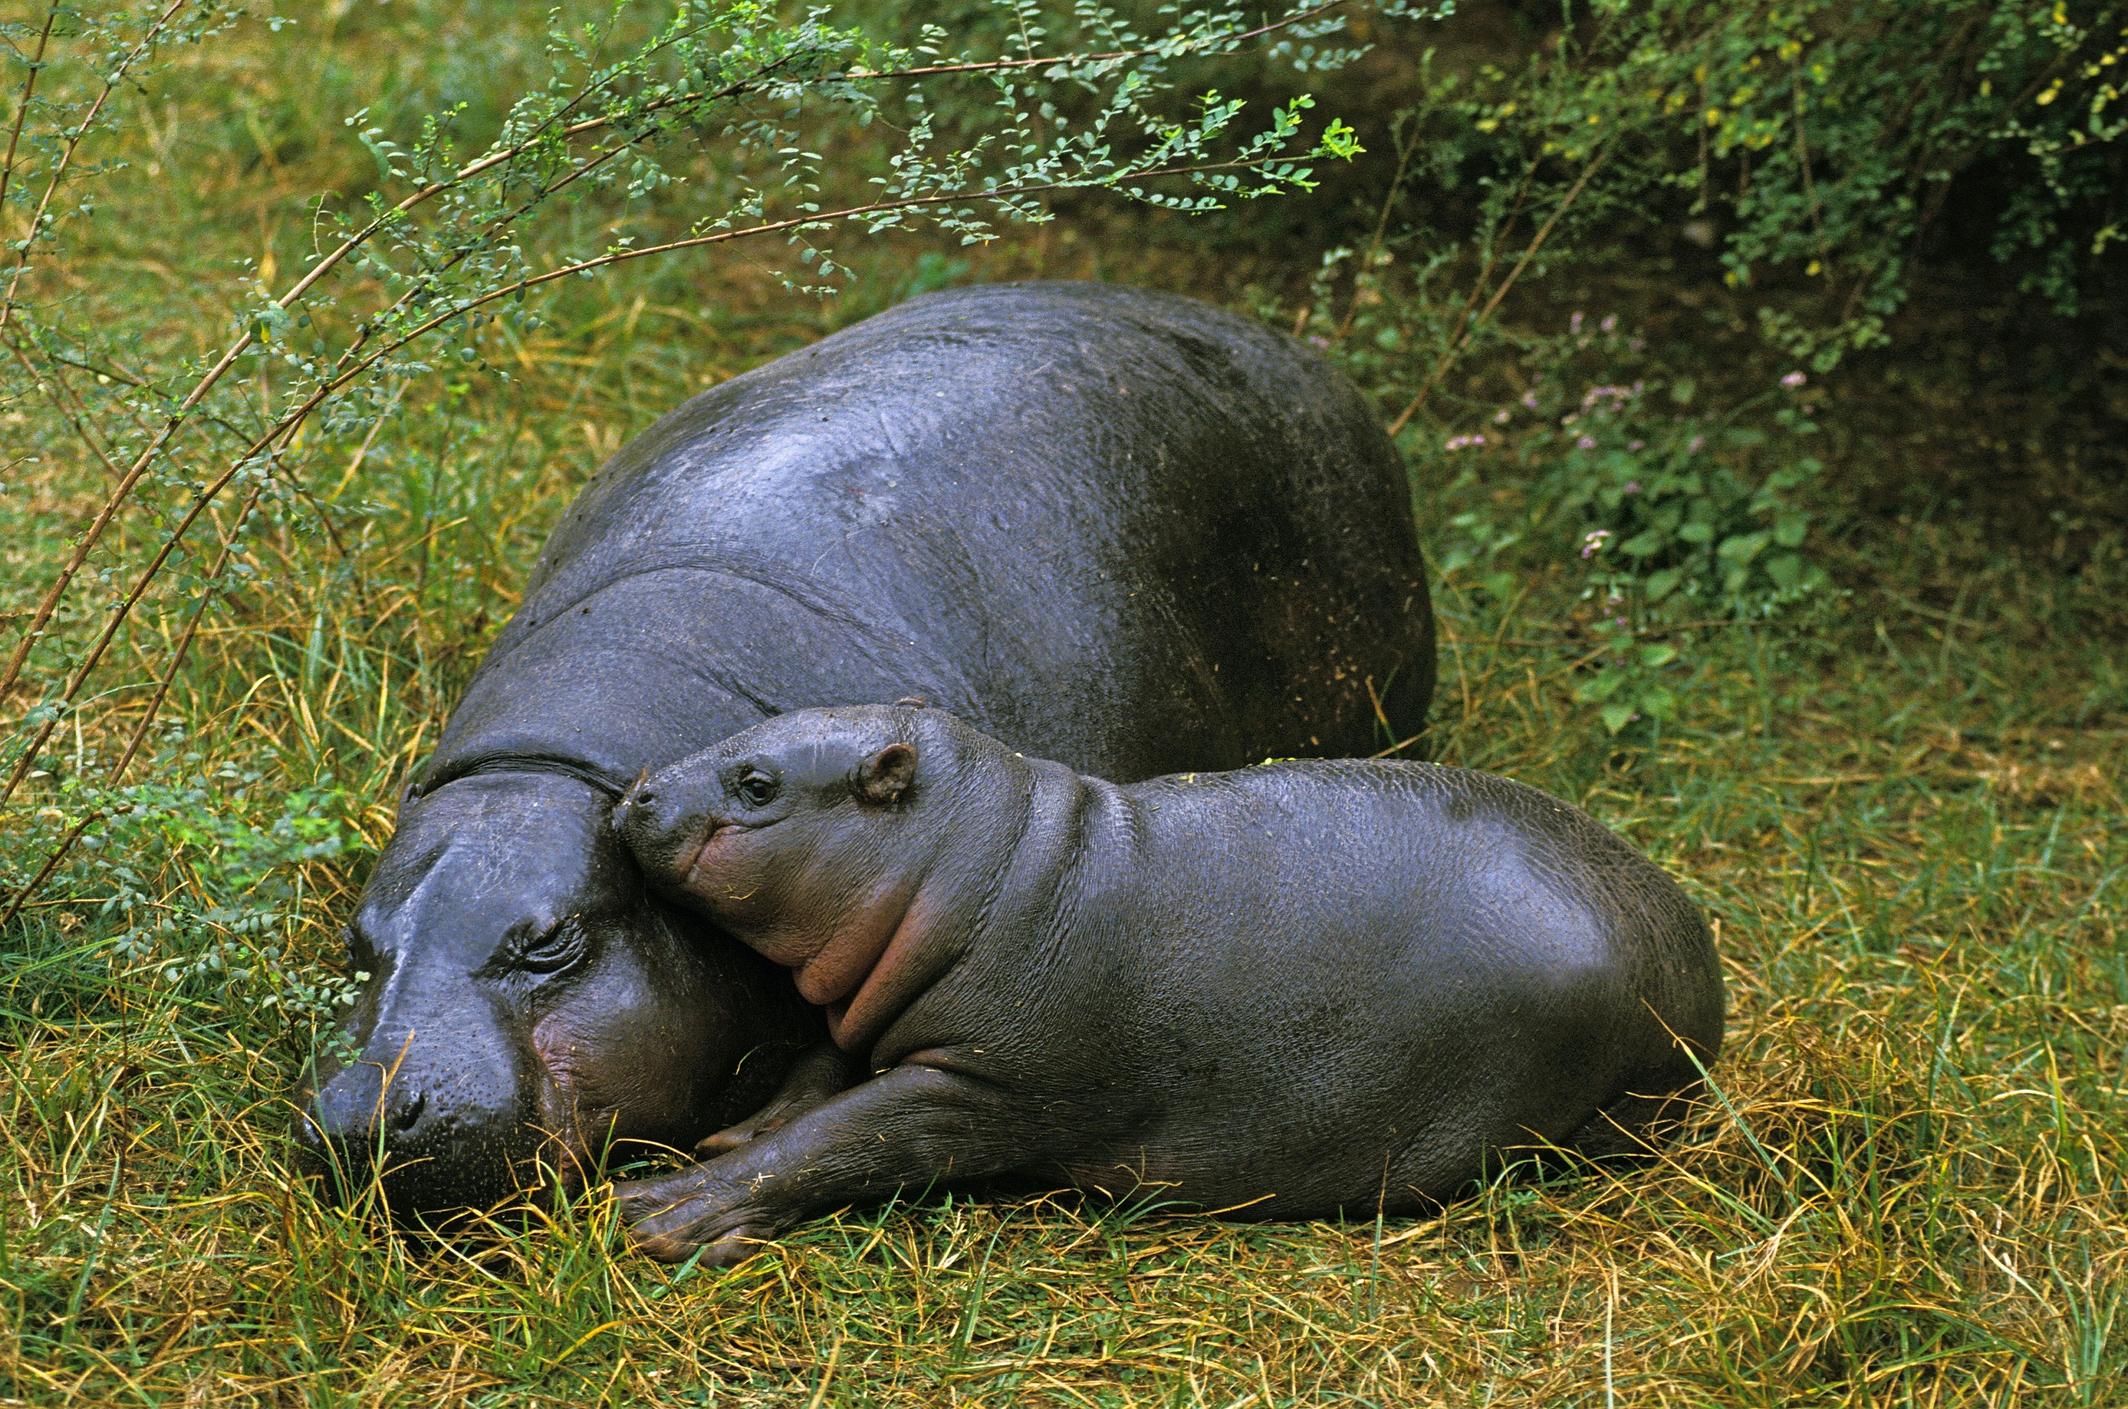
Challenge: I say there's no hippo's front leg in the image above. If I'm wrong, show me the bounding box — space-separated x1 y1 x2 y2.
693 1040 860 1156
613 1062 1022 1265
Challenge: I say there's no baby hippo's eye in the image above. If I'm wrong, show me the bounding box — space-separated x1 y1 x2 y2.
735 770 779 808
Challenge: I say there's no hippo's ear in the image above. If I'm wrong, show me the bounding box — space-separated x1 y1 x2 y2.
854 742 917 805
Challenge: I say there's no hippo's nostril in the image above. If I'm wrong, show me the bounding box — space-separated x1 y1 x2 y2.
390 1088 427 1133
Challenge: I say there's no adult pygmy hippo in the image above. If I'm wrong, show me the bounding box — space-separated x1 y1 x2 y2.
295 283 1435 1216
608 705 1725 1264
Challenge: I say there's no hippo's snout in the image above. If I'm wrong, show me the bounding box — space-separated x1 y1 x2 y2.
611 771 711 886
295 1037 532 1218
296 1060 425 1165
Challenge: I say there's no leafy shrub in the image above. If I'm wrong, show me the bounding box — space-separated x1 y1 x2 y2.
1274 0 2120 741
1283 250 1833 738
1395 0 2128 369
1514 321 1828 615
30 745 365 1030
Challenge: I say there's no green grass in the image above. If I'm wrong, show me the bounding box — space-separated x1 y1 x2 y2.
4 5 2125 1405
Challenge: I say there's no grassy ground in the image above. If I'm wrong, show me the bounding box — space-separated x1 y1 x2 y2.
4 5 2125 1406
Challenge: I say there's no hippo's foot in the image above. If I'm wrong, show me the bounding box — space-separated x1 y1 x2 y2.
613 1170 777 1265
693 1113 784 1158
694 1041 859 1156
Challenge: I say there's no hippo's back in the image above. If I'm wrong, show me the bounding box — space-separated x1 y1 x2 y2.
1118 759 1722 1053
424 282 1433 789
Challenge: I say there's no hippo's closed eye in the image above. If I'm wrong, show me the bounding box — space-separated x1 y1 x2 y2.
516 917 590 976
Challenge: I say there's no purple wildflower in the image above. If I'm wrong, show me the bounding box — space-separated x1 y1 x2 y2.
1581 529 1613 559
1576 435 1597 451
1781 370 1807 389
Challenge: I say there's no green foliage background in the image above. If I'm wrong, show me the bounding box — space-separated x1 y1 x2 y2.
2 1 2123 1404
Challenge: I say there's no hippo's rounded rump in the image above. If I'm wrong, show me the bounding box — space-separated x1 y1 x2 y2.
298 283 1436 1218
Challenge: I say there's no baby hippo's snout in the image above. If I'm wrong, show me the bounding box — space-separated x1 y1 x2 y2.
611 768 706 887
611 768 654 825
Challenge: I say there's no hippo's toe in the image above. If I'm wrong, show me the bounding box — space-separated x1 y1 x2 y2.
612 1171 778 1265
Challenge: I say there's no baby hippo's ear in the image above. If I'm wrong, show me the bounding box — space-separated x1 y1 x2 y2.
855 741 916 805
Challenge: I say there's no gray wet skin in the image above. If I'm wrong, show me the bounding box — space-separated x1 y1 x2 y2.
610 705 1725 1265
293 282 1436 1218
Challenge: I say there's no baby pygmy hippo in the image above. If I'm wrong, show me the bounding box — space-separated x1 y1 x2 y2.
609 705 1723 1264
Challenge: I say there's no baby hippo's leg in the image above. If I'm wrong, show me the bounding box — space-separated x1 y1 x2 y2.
614 1063 1024 1265
694 1041 860 1156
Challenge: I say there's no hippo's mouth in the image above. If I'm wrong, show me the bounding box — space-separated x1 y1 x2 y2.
682 820 742 890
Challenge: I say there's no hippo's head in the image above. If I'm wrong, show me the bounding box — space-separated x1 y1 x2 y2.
294 768 797 1219
611 707 987 978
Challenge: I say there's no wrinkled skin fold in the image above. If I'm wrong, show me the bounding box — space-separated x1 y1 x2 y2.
608 705 1726 1266
294 282 1437 1219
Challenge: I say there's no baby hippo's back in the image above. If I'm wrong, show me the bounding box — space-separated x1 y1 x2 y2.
1024 759 1724 1212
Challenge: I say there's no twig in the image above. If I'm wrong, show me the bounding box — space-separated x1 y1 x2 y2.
0 1 188 333
0 4 57 229
0 324 125 480
1388 141 1613 438
1 808 107 932
0 17 736 705
1332 117 1423 345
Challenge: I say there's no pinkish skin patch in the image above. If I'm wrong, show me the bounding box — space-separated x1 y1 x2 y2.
681 822 731 892
527 1019 610 1192
791 896 905 1009
679 822 931 1055
529 1011 696 1187
820 893 942 1053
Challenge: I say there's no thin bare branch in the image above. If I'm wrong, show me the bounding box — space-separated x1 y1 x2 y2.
0 323 124 480
0 3 58 224
0 0 188 333
1387 142 1613 439
0 45 802 707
